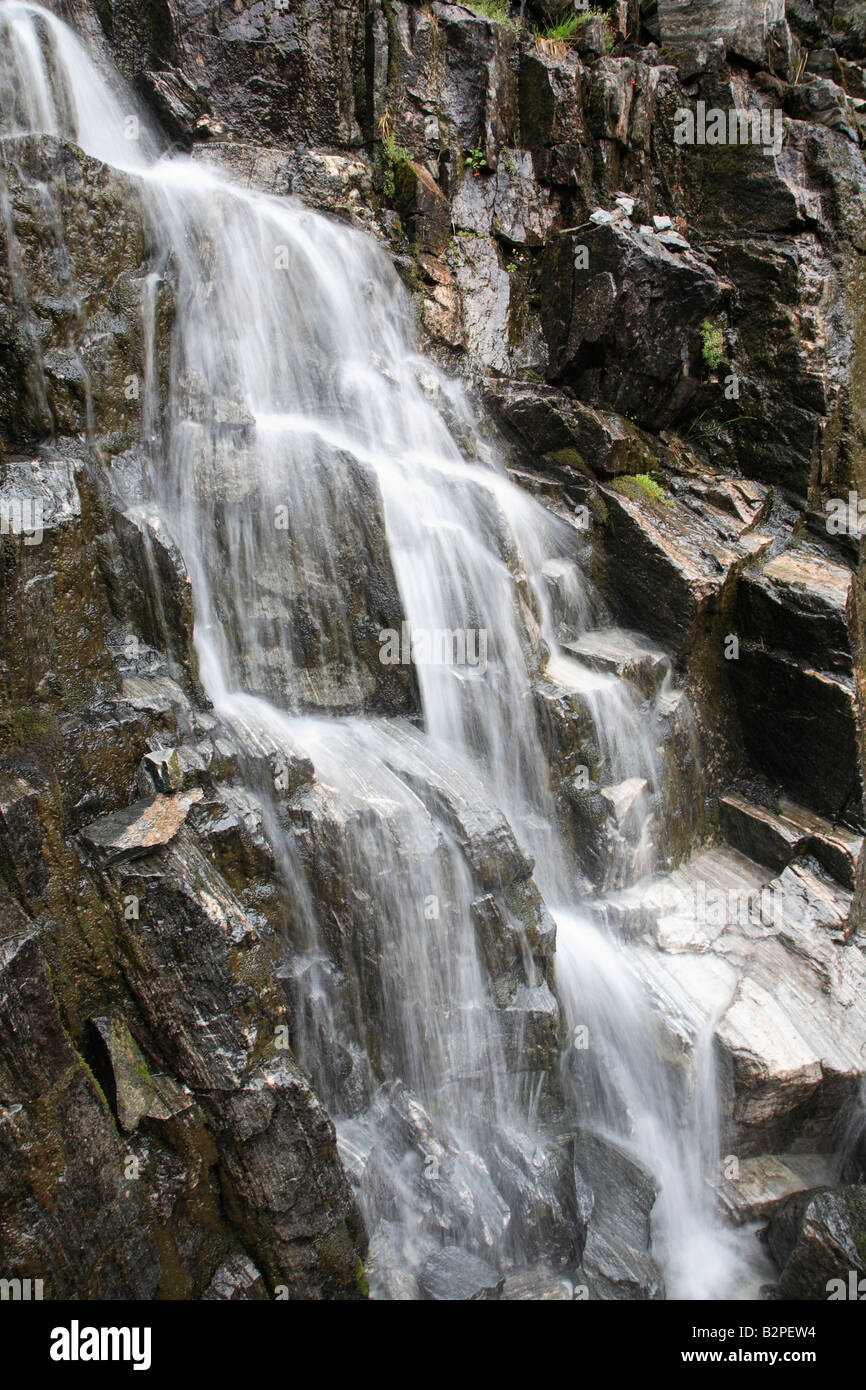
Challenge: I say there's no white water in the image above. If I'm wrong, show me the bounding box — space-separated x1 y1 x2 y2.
0 1 763 1297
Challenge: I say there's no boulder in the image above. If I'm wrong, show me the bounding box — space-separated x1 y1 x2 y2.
500 1267 574 1299
89 1012 156 1133
735 549 854 676
766 1186 866 1299
202 1252 268 1301
656 0 794 75
81 791 203 863
419 1246 503 1301
729 645 861 821
576 1131 665 1300
540 218 724 430
717 1153 838 1225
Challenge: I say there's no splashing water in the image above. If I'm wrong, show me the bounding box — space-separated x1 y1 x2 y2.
0 0 767 1297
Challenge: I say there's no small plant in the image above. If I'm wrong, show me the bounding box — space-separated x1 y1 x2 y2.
536 7 615 53
464 145 488 177
616 472 670 506
537 14 582 44
700 318 725 371
466 0 517 26
378 111 411 201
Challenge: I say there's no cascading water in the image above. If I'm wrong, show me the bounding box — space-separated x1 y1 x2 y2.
0 0 769 1298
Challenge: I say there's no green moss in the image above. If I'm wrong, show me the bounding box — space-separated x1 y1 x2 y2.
700 318 725 371
549 446 589 473
615 472 670 506
0 704 62 751
380 128 412 202
354 1257 370 1297
589 491 610 528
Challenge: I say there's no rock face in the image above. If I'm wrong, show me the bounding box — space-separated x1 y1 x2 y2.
1 0 866 1305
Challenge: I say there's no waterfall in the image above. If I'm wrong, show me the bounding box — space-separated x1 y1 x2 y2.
0 0 766 1298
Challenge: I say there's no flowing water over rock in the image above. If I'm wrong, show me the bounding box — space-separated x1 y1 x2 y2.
0 0 783 1299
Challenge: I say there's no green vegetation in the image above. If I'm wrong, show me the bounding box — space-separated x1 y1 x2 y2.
536 7 615 51
686 405 749 443
465 0 516 26
615 472 671 506
575 6 614 24
464 145 488 176
536 13 582 42
354 1257 370 1297
700 318 725 371
378 112 412 201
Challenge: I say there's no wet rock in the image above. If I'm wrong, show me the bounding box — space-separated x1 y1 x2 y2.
192 143 376 232
359 1082 511 1260
717 1153 838 1225
730 646 861 821
629 848 866 1155
656 0 793 75
394 160 451 255
114 507 198 684
576 1131 665 1300
140 745 209 795
104 827 284 1092
0 928 161 1297
451 151 559 248
103 0 366 151
500 981 561 1074
419 1245 503 1301
775 799 863 890
0 136 147 446
518 48 589 187
81 790 203 863
735 549 854 677
805 48 866 100
785 79 860 141
563 629 670 699
208 1054 363 1299
766 1186 866 1299
540 215 724 431
599 478 769 655
500 1267 574 1299
202 1251 268 1301
489 381 657 478
487 1126 585 1268
89 1012 156 1133
364 1220 422 1300
0 775 48 903
720 792 810 871
723 790 863 888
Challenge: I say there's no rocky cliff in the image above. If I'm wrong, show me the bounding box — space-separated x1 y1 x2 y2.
1 0 866 1302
